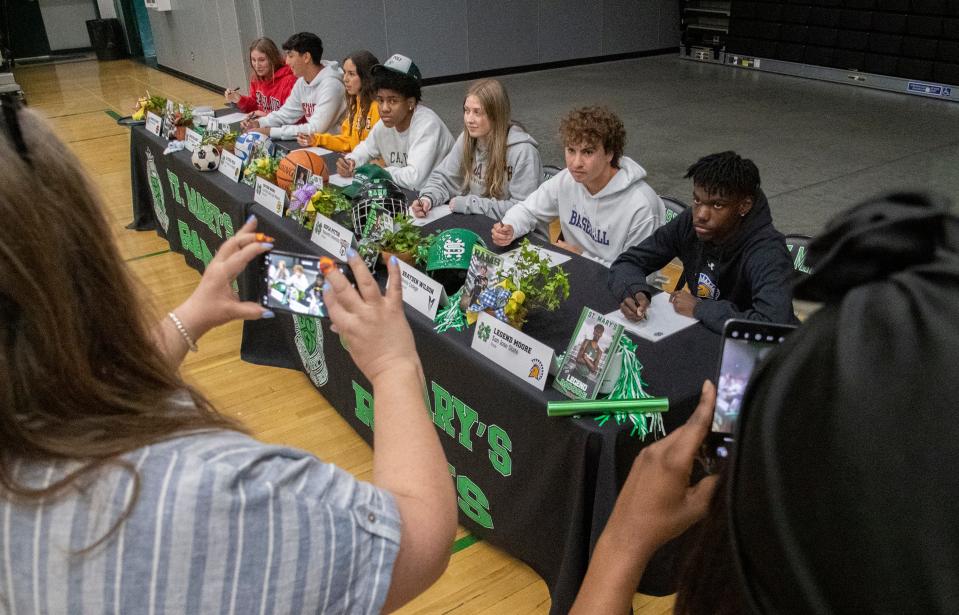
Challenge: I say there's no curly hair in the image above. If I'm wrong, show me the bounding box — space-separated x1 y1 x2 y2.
559 106 626 168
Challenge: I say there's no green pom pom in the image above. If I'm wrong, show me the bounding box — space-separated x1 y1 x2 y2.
433 288 467 333
594 336 666 440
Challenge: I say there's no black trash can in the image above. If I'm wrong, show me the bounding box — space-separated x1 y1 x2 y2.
86 18 126 61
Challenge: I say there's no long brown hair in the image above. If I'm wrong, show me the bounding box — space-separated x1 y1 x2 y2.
344 50 379 137
249 37 285 82
461 79 512 199
0 104 242 546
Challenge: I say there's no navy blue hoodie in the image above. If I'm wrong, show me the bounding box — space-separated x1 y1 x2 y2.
607 189 798 333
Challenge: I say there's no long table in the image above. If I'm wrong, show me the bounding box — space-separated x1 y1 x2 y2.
130 124 720 613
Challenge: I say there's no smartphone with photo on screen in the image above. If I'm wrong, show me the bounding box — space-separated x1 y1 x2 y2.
260 250 353 318
702 319 797 470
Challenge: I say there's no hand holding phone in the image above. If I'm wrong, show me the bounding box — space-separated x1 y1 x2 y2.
323 251 420 385
702 319 796 470
260 250 354 318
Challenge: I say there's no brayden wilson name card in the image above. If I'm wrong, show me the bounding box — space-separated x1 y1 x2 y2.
395 260 446 320
470 312 553 391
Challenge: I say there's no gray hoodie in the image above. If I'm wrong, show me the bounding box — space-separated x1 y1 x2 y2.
418 125 542 221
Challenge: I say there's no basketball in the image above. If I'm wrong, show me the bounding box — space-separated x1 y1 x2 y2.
276 149 329 190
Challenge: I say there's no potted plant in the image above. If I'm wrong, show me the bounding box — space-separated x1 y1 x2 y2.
170 105 193 141
201 128 239 154
288 184 351 232
376 215 429 266
131 92 167 121
499 239 570 328
241 155 280 186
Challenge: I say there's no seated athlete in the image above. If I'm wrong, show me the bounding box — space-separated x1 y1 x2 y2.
224 37 297 117
337 54 455 191
608 151 798 333
242 32 345 140
410 78 542 222
296 49 380 153
491 106 664 266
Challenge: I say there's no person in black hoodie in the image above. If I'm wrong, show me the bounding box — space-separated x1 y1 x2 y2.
575 192 959 615
608 151 797 333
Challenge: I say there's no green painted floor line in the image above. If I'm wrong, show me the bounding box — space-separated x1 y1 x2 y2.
451 533 481 554
125 249 170 262
104 109 122 120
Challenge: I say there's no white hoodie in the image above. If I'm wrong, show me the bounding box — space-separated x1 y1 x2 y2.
346 104 455 191
501 156 665 266
259 60 346 140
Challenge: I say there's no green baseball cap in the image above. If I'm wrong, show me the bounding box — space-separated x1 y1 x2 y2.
426 229 485 272
343 163 393 199
372 53 422 82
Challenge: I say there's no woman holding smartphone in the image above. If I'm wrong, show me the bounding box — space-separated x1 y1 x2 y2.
297 50 380 153
225 37 297 117
0 96 455 613
411 78 542 222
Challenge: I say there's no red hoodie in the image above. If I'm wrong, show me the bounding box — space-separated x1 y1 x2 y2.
236 64 298 115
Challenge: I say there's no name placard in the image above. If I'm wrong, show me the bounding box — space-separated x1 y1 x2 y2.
217 149 243 182
145 111 162 136
254 176 286 216
184 128 202 152
396 260 445 319
470 312 553 391
310 214 355 260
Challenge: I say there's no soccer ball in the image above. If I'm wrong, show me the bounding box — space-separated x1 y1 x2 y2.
191 144 221 171
235 131 274 162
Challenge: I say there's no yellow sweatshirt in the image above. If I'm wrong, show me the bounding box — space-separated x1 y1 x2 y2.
310 101 380 152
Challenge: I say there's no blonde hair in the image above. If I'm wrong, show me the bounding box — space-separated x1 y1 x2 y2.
461 79 511 200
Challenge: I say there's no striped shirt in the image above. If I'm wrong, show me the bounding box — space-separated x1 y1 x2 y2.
0 430 401 614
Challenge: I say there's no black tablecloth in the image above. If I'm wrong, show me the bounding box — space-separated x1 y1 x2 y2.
130 124 721 613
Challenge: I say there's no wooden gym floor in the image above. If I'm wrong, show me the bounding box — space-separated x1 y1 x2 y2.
13 58 674 614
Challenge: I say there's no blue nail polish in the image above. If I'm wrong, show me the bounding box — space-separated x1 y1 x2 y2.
322 282 331 292
389 255 398 265
346 247 357 259
246 214 256 224
261 242 274 249
261 310 275 319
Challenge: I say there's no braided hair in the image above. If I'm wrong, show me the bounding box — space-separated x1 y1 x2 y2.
684 151 760 200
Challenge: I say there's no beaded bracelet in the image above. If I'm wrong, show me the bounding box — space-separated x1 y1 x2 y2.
167 311 198 352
